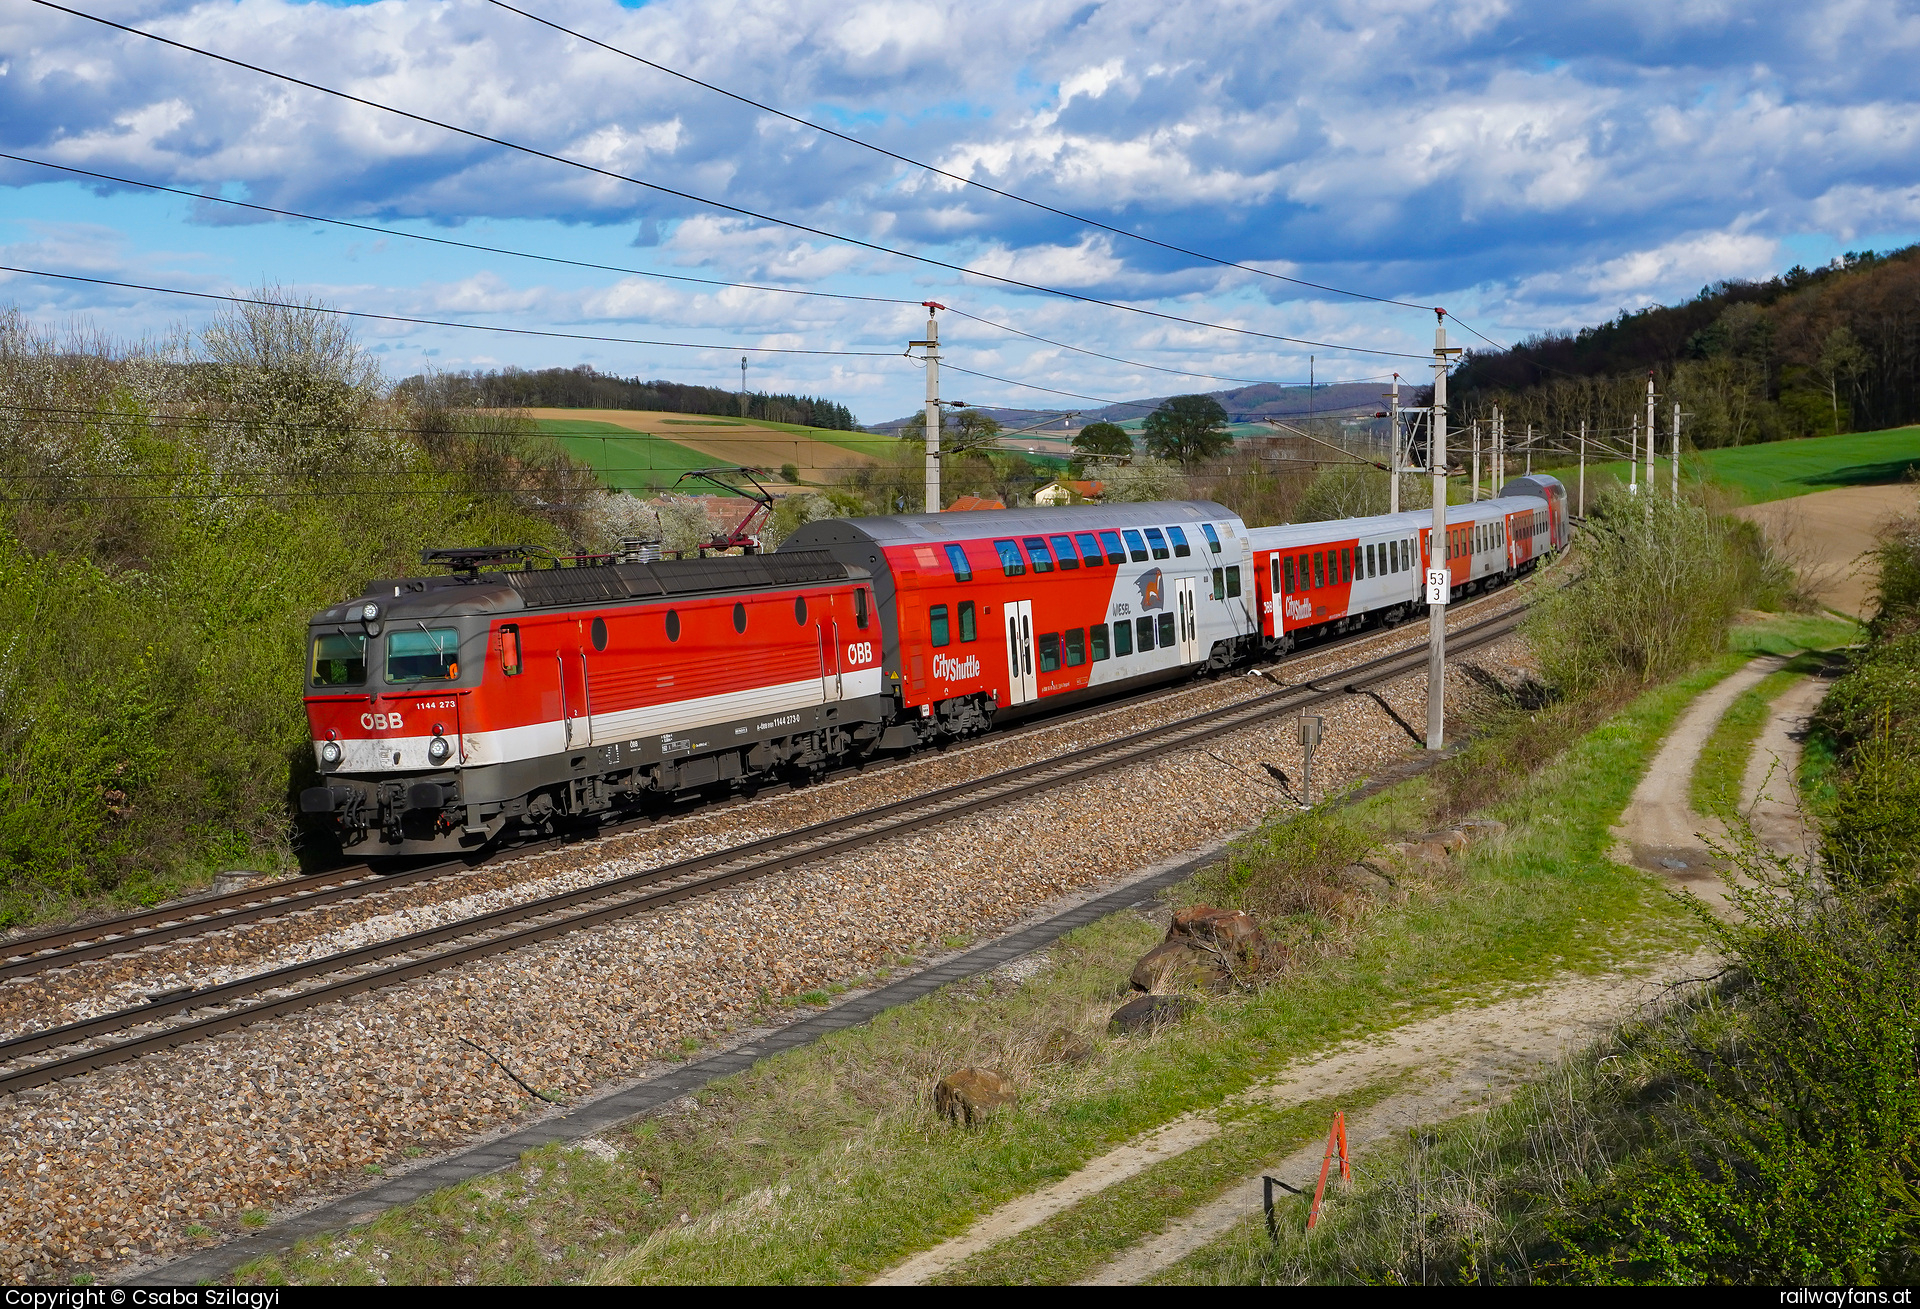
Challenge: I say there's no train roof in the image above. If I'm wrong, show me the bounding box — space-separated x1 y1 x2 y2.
311 549 865 626
780 500 1238 552
1245 478 1562 549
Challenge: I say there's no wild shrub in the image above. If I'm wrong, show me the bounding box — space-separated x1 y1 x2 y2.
1527 488 1783 696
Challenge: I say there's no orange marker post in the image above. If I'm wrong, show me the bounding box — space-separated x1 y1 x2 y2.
1306 1110 1350 1230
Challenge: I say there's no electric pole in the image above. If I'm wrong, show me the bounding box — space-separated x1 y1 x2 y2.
1388 374 1402 514
908 302 945 513
1427 311 1460 751
739 356 748 418
1471 420 1481 501
1646 373 1657 491
1525 423 1532 476
1578 420 1587 517
1672 401 1681 502
1629 415 1638 495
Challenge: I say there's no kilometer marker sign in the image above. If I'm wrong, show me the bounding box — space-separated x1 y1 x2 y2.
1426 569 1451 605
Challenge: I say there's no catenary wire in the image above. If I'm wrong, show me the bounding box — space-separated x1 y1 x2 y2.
27 0 1433 362
0 265 898 357
489 0 1438 314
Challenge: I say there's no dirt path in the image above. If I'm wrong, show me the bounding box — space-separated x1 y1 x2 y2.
873 953 1714 1286
1609 656 1787 917
1738 674 1828 863
1735 485 1913 618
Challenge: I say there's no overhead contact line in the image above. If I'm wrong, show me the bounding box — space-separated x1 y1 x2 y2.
26 0 1433 362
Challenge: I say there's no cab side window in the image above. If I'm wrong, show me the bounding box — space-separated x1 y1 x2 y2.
958 600 977 642
930 604 951 647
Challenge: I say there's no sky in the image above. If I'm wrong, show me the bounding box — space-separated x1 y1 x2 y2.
4 0 1919 424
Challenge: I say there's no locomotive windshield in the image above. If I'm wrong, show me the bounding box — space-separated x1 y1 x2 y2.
387 627 461 682
311 632 367 687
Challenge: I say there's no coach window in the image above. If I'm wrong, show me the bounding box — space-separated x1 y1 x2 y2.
1038 632 1061 672
1168 525 1192 557
1049 535 1080 570
1113 619 1133 656
665 609 681 642
497 625 521 678
1136 615 1155 651
1023 537 1056 573
1271 556 1281 596
1065 628 1086 666
1212 567 1225 600
1283 556 1296 593
930 604 951 648
1099 530 1126 565
1298 553 1311 588
312 632 367 687
1157 612 1176 648
958 600 977 642
1074 533 1103 567
1145 527 1171 560
1201 522 1222 553
1341 548 1352 582
1091 623 1110 661
1227 566 1242 598
1314 551 1326 588
944 543 973 582
994 540 1024 576
1123 529 1149 562
856 589 870 629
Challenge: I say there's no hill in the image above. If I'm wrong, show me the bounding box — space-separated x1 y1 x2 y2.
870 381 1388 435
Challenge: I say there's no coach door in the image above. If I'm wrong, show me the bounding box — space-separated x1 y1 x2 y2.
1175 577 1200 663
1004 600 1036 705
560 649 593 748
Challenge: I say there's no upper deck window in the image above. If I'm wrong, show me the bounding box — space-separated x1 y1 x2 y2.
1200 523 1222 553
1049 535 1080 570
311 632 366 687
1023 537 1056 573
943 543 973 582
1074 533 1103 567
1098 530 1126 565
1123 529 1148 562
1145 527 1170 560
1167 526 1192 557
387 627 460 683
994 539 1026 577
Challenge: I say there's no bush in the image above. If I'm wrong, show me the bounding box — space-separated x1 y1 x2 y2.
1527 489 1785 696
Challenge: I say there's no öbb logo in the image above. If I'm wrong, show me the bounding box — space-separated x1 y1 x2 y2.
933 653 981 682
360 711 404 731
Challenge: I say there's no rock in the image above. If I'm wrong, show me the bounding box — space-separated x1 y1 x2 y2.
1457 819 1507 843
1165 905 1275 974
209 870 270 897
1040 1028 1096 1066
935 1068 1018 1124
1130 939 1223 992
1109 994 1196 1034
1331 862 1395 895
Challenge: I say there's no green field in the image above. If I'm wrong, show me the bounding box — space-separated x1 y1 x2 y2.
654 414 900 460
531 419 721 493
1560 425 1920 506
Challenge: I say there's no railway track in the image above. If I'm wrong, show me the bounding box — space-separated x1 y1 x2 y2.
0 580 1531 982
0 601 1529 1094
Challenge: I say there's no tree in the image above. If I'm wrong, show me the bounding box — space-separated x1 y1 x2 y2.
1100 456 1186 503
1075 418 1128 474
1142 395 1231 467
1816 326 1870 434
897 408 1001 453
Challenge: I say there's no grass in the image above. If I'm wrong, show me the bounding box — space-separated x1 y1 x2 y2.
1572 425 1920 506
1729 610 1862 655
233 656 1737 1287
530 419 719 493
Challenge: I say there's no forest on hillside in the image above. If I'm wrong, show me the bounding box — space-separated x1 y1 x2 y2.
1451 246 1920 449
403 365 858 430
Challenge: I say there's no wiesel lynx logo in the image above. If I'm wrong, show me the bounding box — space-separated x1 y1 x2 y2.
933 653 981 681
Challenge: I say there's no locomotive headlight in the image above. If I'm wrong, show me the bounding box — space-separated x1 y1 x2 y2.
427 734 452 764
359 602 381 622
320 740 343 765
